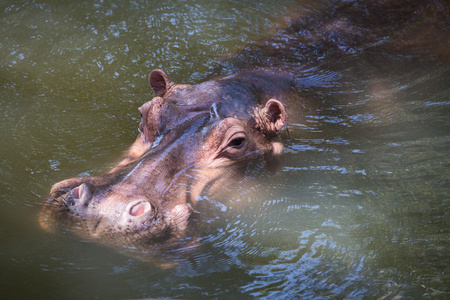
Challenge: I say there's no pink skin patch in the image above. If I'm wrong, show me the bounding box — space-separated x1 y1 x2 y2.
72 186 80 199
129 201 151 217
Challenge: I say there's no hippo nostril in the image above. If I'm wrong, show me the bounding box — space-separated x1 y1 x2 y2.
128 200 152 217
69 183 91 207
72 186 80 199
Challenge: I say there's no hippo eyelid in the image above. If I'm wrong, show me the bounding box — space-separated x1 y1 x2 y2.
225 132 246 148
218 130 248 159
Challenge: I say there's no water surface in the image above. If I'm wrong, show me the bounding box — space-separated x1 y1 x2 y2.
1 0 449 299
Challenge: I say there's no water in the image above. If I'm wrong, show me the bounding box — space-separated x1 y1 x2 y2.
1 0 449 299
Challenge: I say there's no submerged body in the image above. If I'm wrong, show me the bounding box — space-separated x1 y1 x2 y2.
40 0 448 249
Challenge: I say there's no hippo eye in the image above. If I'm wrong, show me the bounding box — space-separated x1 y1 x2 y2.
221 131 247 159
228 137 245 148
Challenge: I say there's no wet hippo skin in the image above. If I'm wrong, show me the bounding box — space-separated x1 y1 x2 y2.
40 68 288 250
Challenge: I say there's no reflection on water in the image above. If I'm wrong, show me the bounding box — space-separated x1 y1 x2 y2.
0 0 449 299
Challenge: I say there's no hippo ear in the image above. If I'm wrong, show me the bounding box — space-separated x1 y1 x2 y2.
262 99 286 133
149 69 175 97
138 97 163 144
138 101 152 142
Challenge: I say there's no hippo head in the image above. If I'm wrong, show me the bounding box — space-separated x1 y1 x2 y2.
40 69 287 248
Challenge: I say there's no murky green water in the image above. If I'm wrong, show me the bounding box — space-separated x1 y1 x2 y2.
1 0 449 299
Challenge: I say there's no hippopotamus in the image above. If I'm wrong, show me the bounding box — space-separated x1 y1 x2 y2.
40 0 447 251
40 68 290 249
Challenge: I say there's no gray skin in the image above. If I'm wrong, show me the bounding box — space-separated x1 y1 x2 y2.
39 69 290 248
